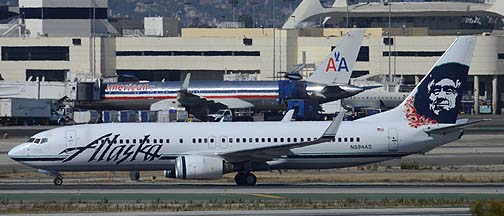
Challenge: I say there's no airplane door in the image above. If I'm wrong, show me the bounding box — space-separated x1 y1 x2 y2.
388 128 398 152
65 130 76 149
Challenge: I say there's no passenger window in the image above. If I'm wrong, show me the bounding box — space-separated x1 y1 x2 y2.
179 139 183 144
236 138 240 143
338 137 342 142
210 138 214 143
280 138 284 142
153 139 157 144
274 138 277 142
147 139 150 144
160 139 163 144
267 138 271 142
166 139 170 143
344 138 348 142
222 138 226 143
293 138 297 142
261 138 265 142
126 139 130 144
133 139 137 144
198 138 202 143
350 138 354 142
300 138 304 142
242 138 246 143
120 139 123 144
204 138 208 143
249 138 253 142
287 138 291 142
307 137 311 141
357 137 360 142
229 138 233 143
193 138 196 143
255 138 259 142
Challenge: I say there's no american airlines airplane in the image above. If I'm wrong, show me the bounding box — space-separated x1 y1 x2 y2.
80 30 366 120
9 36 482 186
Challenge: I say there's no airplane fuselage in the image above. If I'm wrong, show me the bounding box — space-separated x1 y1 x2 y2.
78 81 361 111
9 121 461 172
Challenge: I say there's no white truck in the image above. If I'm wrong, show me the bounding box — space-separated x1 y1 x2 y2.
0 98 67 125
207 109 254 122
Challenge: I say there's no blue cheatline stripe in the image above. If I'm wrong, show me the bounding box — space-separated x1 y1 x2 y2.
106 89 279 95
11 157 66 162
287 153 409 159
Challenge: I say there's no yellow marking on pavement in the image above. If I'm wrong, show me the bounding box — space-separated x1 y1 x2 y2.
248 193 287 199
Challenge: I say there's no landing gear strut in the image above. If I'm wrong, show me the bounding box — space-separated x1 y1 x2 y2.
234 172 257 186
53 175 63 186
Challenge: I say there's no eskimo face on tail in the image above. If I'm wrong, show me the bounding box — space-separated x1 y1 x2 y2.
405 63 469 128
427 77 461 115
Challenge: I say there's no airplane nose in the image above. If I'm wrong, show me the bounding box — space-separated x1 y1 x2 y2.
8 143 27 159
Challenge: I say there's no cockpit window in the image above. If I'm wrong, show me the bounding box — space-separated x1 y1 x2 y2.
27 138 35 143
34 139 41 144
41 138 48 144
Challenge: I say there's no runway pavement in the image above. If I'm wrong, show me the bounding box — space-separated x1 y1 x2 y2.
0 182 503 194
9 208 473 216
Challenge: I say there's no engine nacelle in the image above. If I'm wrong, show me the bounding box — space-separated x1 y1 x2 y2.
175 155 225 180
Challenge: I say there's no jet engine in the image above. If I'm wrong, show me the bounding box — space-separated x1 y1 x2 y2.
175 155 231 180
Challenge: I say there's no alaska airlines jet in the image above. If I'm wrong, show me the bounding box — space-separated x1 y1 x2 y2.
9 36 482 186
80 30 366 120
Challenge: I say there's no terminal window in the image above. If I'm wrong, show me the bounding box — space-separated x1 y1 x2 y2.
2 46 69 61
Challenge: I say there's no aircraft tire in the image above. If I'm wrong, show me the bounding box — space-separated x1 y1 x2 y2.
243 173 257 186
53 176 63 186
235 172 256 186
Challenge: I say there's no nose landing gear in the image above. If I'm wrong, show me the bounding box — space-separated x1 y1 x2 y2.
234 172 257 186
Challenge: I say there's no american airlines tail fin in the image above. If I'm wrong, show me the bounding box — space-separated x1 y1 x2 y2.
361 36 477 127
306 29 365 86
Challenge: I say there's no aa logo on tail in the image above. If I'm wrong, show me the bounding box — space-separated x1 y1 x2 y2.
325 52 349 73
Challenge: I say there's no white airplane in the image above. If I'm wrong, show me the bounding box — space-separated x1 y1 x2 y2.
9 36 483 186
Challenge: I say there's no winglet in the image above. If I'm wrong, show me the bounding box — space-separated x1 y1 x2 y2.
281 110 295 122
321 112 345 139
181 73 191 91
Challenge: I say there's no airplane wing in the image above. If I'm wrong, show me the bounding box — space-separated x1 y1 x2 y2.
210 98 254 109
219 112 344 163
424 119 489 135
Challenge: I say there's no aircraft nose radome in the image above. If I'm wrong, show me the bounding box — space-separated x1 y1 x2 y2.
8 144 25 159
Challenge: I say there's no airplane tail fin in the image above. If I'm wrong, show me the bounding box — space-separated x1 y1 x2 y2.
361 36 477 127
306 29 365 86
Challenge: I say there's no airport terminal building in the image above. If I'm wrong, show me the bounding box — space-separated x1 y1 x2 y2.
0 0 503 114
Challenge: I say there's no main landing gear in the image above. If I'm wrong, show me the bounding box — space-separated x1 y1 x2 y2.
53 175 63 186
234 172 257 186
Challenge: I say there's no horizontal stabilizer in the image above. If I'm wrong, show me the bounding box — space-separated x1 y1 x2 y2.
424 119 490 135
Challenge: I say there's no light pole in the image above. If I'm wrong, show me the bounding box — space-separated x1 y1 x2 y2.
385 0 392 89
184 1 192 27
229 0 239 24
250 1 259 28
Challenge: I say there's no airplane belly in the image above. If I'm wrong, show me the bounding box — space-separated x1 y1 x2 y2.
267 156 395 170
